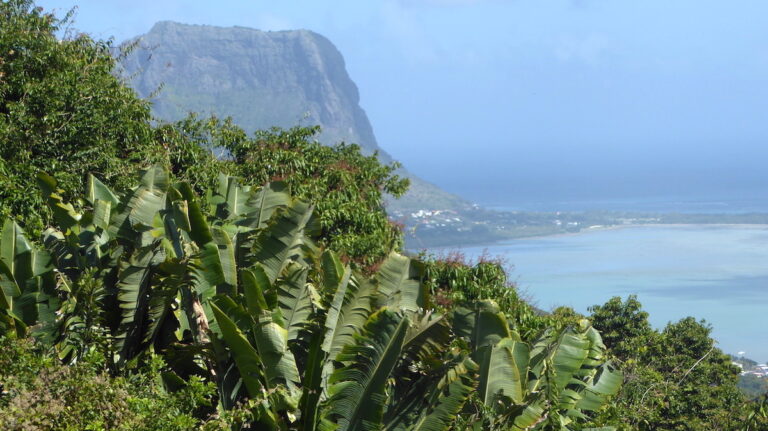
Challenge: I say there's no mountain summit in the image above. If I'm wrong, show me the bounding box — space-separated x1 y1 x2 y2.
120 21 468 212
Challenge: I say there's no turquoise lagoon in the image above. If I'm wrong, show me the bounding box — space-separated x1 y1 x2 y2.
433 225 768 361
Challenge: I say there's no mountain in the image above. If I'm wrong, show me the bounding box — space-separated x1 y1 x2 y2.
119 21 468 213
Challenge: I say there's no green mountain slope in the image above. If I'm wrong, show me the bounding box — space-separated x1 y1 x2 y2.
119 21 468 213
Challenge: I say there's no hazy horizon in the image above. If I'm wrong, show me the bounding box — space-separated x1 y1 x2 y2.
38 0 768 209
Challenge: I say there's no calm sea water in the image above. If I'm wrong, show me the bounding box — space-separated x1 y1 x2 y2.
430 225 768 361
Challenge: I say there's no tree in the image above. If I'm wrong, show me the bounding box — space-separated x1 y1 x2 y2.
0 0 156 232
588 296 748 430
589 295 654 362
224 124 409 267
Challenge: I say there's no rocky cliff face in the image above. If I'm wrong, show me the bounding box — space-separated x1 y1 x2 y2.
120 21 468 212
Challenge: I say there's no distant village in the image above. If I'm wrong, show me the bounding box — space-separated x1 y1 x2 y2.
735 361 768 378
395 205 768 249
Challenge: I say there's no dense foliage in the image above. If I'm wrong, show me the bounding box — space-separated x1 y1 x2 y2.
588 296 755 430
0 1 763 430
0 1 156 232
0 167 621 430
0 337 217 430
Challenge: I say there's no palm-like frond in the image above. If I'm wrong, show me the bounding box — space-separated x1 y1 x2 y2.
325 309 409 431
376 252 425 312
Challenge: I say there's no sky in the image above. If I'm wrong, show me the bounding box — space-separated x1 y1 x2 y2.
38 0 768 207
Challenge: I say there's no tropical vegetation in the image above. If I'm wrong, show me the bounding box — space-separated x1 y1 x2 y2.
0 1 764 430
1 166 621 429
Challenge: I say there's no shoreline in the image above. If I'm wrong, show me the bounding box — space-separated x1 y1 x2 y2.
520 222 768 241
412 222 768 251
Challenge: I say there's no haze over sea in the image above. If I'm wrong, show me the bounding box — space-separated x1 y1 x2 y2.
430 197 768 361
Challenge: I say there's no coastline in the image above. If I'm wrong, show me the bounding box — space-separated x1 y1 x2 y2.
410 222 768 251
521 222 768 241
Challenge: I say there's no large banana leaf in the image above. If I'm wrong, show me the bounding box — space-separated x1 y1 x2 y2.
213 295 301 393
453 300 512 352
242 181 291 229
86 173 119 206
36 173 82 232
109 165 169 241
509 403 546 431
211 227 238 293
251 201 316 283
143 279 181 350
277 262 314 341
114 247 155 363
189 242 225 301
549 331 590 393
0 221 57 337
376 252 425 312
0 220 22 299
575 362 622 411
322 276 376 364
175 182 214 246
325 309 409 431
384 357 478 431
128 165 169 231
477 337 530 407
400 311 451 372
320 253 354 354
241 267 270 315
210 302 266 398
215 175 290 228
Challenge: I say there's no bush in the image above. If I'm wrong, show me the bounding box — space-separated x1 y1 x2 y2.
0 337 216 431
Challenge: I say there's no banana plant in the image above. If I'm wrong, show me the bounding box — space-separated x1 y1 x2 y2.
207 247 466 431
453 300 622 430
1 166 296 362
0 166 622 431
0 219 57 340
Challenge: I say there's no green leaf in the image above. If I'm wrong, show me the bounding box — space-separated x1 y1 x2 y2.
453 300 511 352
176 182 214 246
86 174 119 206
575 362 623 411
477 337 530 407
212 227 237 292
277 262 313 340
509 403 546 431
251 201 315 283
114 247 154 363
322 276 376 362
550 331 590 393
326 309 409 431
128 177 168 230
401 311 451 370
241 267 270 315
384 357 477 431
241 181 292 229
405 358 478 431
211 302 266 398
376 252 425 312
212 295 301 393
37 173 81 232
190 242 225 301
92 199 112 230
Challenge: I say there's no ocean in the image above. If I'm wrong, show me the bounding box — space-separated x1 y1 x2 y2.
429 224 768 361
